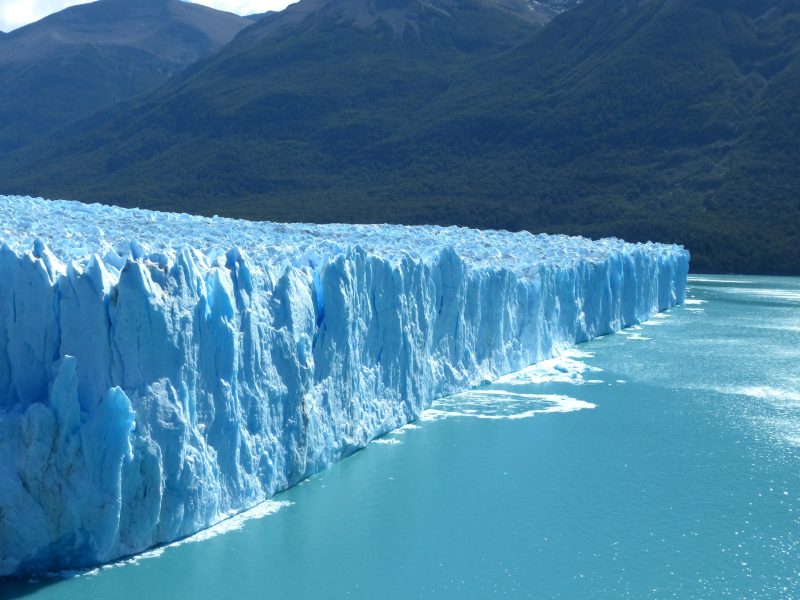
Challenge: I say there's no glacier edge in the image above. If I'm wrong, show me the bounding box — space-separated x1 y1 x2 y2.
0 196 689 576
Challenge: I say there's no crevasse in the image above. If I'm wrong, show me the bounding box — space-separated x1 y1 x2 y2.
0 196 689 576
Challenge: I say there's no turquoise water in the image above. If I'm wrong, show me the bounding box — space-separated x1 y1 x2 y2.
3 275 800 599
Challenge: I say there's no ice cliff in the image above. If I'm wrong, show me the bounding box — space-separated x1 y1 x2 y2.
0 195 689 576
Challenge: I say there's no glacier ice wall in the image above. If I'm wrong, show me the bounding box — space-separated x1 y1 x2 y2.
0 196 689 576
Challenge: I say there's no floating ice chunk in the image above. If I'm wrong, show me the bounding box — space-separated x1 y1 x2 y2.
372 438 403 445
625 333 652 341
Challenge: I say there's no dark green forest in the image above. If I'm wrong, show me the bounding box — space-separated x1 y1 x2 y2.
1 0 798 274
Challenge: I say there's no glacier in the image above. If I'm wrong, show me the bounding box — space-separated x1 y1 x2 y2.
0 195 689 576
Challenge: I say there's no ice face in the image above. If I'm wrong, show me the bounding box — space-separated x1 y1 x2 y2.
0 195 689 575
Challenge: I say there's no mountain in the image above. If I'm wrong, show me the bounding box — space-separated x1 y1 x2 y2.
405 0 800 274
244 11 277 20
240 0 582 36
0 0 550 186
0 0 797 274
0 0 254 153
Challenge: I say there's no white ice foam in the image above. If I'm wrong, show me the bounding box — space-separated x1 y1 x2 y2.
421 393 596 421
688 277 754 284
495 349 603 386
428 389 596 421
625 333 652 341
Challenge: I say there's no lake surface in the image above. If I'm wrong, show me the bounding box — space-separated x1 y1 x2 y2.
3 275 800 599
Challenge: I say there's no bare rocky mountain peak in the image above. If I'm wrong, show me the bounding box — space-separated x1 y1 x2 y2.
244 0 580 40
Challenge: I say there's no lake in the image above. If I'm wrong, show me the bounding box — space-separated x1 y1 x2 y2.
3 274 799 599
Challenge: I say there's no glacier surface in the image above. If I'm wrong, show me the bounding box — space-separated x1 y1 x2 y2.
0 195 689 576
